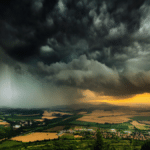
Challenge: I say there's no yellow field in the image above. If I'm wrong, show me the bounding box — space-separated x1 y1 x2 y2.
42 116 57 120
77 110 133 124
43 111 72 116
42 110 72 120
77 115 131 124
0 121 10 126
139 121 150 125
74 135 83 138
90 110 126 116
131 121 150 130
34 119 44 122
78 112 87 115
138 112 150 116
76 109 150 124
11 132 58 142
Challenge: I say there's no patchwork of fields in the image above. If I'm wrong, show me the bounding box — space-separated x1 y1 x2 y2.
1 109 150 150
131 121 150 130
75 110 150 130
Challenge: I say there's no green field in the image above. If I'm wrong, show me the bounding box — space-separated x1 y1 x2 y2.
130 116 150 121
70 121 132 130
5 115 42 121
0 141 23 149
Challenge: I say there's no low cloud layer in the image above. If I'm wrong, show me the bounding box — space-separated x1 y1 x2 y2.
0 0 150 107
37 55 150 98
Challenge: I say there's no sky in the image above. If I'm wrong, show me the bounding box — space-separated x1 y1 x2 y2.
0 0 150 108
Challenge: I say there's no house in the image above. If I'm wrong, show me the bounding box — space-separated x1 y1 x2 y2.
110 129 116 133
124 131 131 136
13 125 21 129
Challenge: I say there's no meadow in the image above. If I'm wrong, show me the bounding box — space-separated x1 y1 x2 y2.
0 136 145 150
131 116 150 121
70 120 131 130
5 115 42 121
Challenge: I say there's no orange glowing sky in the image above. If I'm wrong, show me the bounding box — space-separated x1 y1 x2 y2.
79 90 150 106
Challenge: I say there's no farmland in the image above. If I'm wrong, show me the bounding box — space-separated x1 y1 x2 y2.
131 121 150 130
130 116 150 121
139 121 150 125
0 121 10 126
76 110 132 124
44 126 65 132
11 132 58 142
5 115 42 121
70 120 132 130
0 107 150 149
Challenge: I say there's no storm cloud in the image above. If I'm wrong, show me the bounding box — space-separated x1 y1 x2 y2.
1 0 150 107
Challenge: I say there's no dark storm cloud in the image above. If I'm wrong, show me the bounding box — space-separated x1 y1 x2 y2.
0 0 59 63
1 0 150 99
37 55 150 98
0 0 145 63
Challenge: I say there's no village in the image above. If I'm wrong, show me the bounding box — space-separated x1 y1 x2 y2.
57 127 150 141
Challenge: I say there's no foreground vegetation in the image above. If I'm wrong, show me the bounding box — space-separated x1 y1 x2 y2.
0 131 149 150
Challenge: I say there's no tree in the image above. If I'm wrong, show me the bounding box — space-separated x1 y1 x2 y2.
44 118 49 125
130 139 133 145
105 142 111 150
0 128 6 139
141 141 150 150
123 146 128 150
93 129 104 150
111 146 116 150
